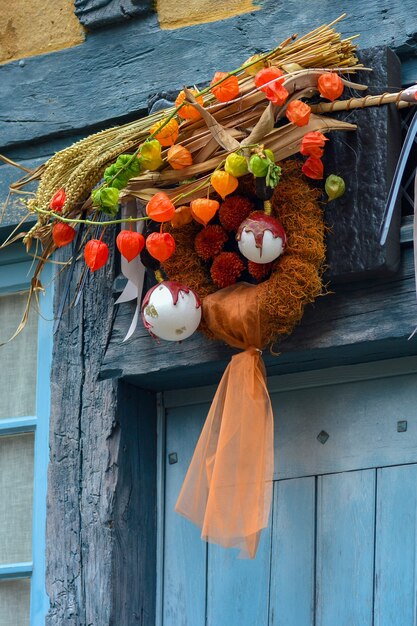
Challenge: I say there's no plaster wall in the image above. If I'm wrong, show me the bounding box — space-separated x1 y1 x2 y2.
156 0 259 29
0 0 85 64
0 0 260 65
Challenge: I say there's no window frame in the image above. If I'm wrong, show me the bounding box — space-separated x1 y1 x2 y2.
0 246 53 625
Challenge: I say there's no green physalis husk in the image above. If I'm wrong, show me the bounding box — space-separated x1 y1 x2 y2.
325 174 345 200
103 155 142 190
249 154 269 178
249 150 280 188
91 186 120 215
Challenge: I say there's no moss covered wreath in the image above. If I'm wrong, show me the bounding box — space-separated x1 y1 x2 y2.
162 159 325 345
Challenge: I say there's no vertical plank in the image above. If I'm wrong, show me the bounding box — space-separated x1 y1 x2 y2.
31 263 53 625
206 522 271 626
46 237 119 626
269 477 315 626
110 382 157 626
163 403 208 626
374 464 417 626
316 470 376 626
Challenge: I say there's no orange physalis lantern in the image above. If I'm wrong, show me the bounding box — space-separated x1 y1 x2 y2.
167 144 193 170
300 131 328 158
52 222 76 248
84 239 109 272
255 66 283 87
116 230 145 262
190 198 220 226
150 118 179 147
255 67 289 106
146 232 176 262
175 90 204 121
210 72 240 103
171 205 193 228
302 157 324 180
50 188 66 212
146 192 176 222
285 100 311 126
317 72 344 101
211 170 238 200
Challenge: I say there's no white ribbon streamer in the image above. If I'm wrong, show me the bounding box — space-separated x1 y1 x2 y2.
115 200 146 341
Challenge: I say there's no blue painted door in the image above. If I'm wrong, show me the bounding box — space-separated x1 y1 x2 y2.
158 359 417 626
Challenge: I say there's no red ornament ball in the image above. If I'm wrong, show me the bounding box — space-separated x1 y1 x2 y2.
84 239 109 272
194 225 228 260
52 222 76 248
210 252 245 288
116 229 145 262
219 195 255 232
237 211 287 264
142 281 202 341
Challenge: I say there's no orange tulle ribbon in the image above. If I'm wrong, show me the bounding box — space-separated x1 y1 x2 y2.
175 283 274 558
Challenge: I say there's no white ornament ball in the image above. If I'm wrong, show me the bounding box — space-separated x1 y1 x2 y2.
142 281 202 341
236 211 287 264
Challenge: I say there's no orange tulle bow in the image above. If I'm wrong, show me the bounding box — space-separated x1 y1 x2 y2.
175 283 274 558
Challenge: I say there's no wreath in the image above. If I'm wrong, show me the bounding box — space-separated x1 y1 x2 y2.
162 159 325 345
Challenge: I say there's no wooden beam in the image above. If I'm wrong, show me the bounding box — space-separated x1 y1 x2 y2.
101 245 417 389
323 47 402 282
74 0 153 29
0 2 416 148
46 233 118 626
46 236 157 624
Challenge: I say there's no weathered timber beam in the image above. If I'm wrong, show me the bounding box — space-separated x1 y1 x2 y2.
0 1 416 148
323 46 402 281
100 245 417 389
46 219 157 624
74 0 153 29
46 233 119 626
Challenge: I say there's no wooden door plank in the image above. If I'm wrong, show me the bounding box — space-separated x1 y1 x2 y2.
269 477 315 626
273 373 417 480
163 403 208 626
316 470 375 626
206 520 272 626
374 464 417 626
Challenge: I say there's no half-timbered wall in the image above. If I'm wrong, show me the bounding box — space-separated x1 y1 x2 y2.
1 2 417 624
